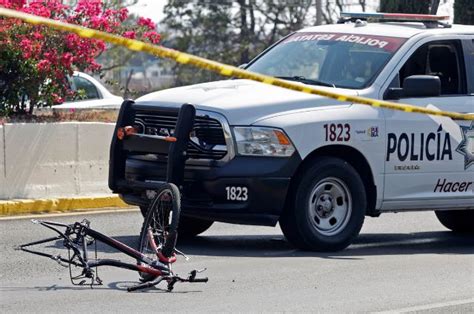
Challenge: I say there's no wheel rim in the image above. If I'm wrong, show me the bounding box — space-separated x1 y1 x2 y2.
141 189 173 260
307 177 352 236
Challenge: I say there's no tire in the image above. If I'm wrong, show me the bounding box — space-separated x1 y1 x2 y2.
280 157 366 252
178 216 214 239
137 183 180 281
435 210 474 233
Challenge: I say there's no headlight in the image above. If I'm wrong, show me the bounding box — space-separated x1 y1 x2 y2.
233 127 295 157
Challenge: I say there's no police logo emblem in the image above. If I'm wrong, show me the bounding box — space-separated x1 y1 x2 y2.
456 122 474 170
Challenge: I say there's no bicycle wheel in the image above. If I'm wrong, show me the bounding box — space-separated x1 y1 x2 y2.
138 183 180 272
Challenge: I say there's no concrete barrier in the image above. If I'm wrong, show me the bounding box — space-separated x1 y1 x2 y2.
0 122 130 213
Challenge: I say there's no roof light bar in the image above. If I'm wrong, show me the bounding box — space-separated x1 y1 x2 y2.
340 12 449 22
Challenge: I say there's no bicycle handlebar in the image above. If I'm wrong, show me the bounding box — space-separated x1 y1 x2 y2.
189 277 208 283
127 274 207 292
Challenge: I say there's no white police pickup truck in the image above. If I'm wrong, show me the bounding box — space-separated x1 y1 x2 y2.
109 13 474 251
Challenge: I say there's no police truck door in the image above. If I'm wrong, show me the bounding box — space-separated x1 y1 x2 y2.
382 37 473 210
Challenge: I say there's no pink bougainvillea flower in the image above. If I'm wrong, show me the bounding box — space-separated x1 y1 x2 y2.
143 31 161 44
37 59 51 72
123 30 136 39
117 7 128 22
61 52 74 68
0 0 161 113
137 17 156 30
75 0 102 17
32 31 43 40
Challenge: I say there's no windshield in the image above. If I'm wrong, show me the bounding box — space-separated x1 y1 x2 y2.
246 32 407 89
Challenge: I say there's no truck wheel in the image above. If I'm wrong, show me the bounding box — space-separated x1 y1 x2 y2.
435 210 474 233
280 157 366 251
178 216 214 238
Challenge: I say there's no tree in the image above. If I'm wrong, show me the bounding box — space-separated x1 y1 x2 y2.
162 0 317 86
380 0 431 14
253 0 314 46
162 0 374 86
454 0 474 25
161 1 234 85
0 0 160 116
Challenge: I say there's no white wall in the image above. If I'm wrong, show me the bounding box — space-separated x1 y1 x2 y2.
0 122 115 199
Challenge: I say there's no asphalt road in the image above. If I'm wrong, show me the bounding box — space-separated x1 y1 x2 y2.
1 209 473 313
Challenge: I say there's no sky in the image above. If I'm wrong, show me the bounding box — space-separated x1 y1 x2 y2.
128 0 166 24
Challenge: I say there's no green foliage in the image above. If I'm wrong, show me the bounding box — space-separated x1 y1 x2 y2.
379 0 431 14
454 0 474 25
162 1 235 85
0 42 39 116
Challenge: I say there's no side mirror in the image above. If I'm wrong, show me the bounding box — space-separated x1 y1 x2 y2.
384 75 441 100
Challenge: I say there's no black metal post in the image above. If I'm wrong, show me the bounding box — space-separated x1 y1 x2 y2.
166 103 195 186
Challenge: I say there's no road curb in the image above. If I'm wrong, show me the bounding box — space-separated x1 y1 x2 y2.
0 196 130 216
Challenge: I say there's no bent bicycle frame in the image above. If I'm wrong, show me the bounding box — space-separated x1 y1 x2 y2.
18 103 208 292
19 218 207 291
20 219 168 279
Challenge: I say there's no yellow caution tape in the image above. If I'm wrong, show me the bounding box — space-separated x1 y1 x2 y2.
1 8 472 121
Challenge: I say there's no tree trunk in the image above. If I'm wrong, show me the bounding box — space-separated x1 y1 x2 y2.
454 0 474 25
430 0 440 15
315 0 323 25
322 0 334 24
123 69 134 99
237 0 250 64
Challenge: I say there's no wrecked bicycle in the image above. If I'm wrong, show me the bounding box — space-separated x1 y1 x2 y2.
18 104 208 292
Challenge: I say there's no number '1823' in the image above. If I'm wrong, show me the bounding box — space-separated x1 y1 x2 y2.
225 186 248 201
324 123 351 142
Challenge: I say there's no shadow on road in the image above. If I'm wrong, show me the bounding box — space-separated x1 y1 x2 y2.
0 281 203 293
4 231 472 293
176 231 474 259
98 231 474 259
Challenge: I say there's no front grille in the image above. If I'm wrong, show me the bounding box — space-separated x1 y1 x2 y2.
134 109 227 160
